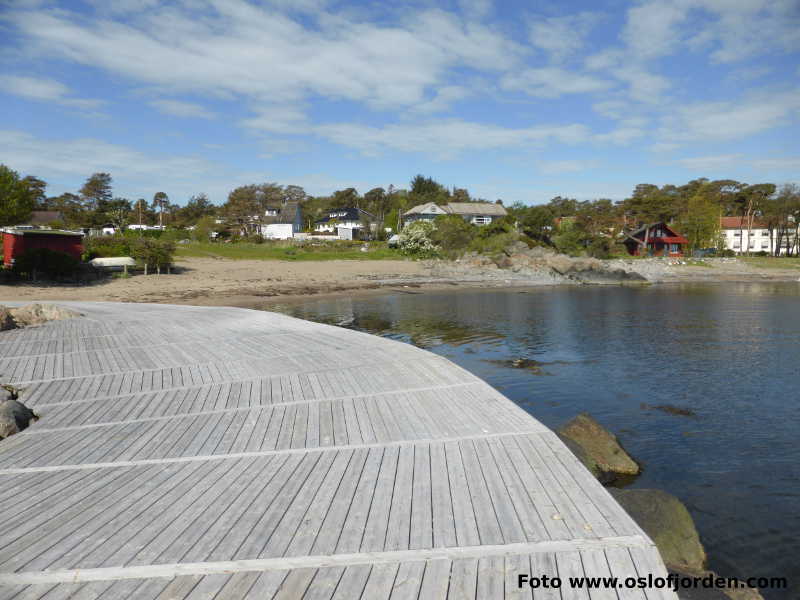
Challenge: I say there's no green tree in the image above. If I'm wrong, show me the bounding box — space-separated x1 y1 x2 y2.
79 173 113 212
677 188 721 252
0 165 36 226
175 193 216 227
21 176 48 208
430 214 475 258
152 191 169 228
409 175 449 205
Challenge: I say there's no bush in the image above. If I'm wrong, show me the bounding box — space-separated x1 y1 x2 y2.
12 248 79 279
468 231 518 257
82 235 134 261
430 215 475 259
131 238 175 270
398 221 439 258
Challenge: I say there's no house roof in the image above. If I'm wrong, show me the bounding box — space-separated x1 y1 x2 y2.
626 222 688 243
403 202 507 217
2 227 83 237
403 202 445 216
720 216 768 229
315 206 373 223
262 202 300 225
444 202 507 216
27 211 64 225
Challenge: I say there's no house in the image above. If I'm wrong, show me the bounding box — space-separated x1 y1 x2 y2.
259 202 302 239
402 202 507 227
623 222 688 257
314 207 374 237
2 228 83 267
719 216 791 255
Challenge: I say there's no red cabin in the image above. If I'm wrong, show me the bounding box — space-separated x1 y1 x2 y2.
623 222 688 257
2 228 84 267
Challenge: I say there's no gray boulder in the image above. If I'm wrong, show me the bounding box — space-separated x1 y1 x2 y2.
557 413 640 477
0 306 16 331
610 488 706 572
0 399 37 439
9 303 82 328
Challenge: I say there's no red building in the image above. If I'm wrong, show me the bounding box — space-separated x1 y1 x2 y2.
2 228 84 267
623 222 688 257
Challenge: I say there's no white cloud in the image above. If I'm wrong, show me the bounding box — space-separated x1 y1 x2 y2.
622 2 687 60
0 75 102 109
659 90 800 144
0 129 213 181
751 157 800 171
8 2 522 112
536 159 597 175
528 12 600 62
501 67 612 98
675 154 743 170
313 120 590 158
149 99 215 119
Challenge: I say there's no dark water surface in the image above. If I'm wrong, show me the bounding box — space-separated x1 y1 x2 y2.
269 282 800 599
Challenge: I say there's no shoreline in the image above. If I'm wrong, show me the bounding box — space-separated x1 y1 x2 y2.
1 256 798 308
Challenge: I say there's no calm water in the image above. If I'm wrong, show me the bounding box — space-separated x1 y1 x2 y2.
269 283 800 599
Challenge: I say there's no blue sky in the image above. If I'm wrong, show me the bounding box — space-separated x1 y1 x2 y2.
1 0 798 206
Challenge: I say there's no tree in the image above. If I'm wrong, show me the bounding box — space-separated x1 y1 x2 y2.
509 203 554 244
0 164 35 226
79 173 113 212
409 175 448 205
133 198 156 226
175 193 216 227
330 188 360 209
48 193 84 227
21 176 48 208
677 188 721 252
152 192 169 228
103 198 133 230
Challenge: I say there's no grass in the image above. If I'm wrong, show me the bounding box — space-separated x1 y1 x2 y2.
175 240 400 261
739 256 800 269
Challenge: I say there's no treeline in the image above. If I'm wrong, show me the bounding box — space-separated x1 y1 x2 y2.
508 180 800 257
2 164 798 256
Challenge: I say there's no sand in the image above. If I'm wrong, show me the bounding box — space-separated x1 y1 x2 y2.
1 256 797 308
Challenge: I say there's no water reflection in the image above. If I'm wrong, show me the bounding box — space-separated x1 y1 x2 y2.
270 282 800 599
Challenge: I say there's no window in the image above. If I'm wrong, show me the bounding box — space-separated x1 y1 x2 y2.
762 230 770 236
733 241 740 248
761 242 769 249
472 216 492 225
734 231 741 236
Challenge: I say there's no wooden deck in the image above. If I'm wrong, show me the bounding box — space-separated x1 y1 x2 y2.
0 302 676 599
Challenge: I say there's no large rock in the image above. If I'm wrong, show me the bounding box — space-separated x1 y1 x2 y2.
8 303 82 328
0 306 16 331
557 413 640 477
609 488 706 572
0 399 37 439
556 433 615 485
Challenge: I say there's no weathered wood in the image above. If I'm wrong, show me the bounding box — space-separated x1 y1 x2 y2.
0 302 676 599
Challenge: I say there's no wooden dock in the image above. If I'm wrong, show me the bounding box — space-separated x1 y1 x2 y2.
0 302 676 599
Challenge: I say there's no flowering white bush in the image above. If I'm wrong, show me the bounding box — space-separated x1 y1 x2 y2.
398 220 440 258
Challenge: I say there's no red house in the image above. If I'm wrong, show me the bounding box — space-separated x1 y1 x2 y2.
2 228 84 267
623 222 688 257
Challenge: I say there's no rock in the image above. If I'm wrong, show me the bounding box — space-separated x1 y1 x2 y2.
569 267 648 284
0 306 16 331
8 303 82 328
556 433 615 485
557 413 640 477
609 488 707 572
0 399 37 439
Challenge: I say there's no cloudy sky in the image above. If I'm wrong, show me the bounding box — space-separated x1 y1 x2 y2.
1 0 798 205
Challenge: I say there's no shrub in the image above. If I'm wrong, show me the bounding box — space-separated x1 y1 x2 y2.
398 221 439 258
82 235 134 261
430 215 475 259
468 231 518 257
131 238 175 270
12 248 79 279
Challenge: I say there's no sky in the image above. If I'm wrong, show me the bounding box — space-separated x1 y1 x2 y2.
1 0 798 206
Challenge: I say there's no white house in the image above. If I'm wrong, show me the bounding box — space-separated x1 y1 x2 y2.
258 202 303 240
720 217 793 255
402 201 507 227
314 207 374 237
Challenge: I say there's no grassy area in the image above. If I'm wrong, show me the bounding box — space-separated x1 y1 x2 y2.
175 240 400 261
740 256 800 269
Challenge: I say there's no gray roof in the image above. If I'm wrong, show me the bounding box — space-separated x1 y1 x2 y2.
262 202 300 225
444 202 507 216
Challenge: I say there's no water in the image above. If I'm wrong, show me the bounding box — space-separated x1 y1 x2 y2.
269 282 800 598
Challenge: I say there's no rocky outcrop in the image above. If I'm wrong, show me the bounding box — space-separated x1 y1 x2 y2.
0 399 37 439
0 303 82 330
610 489 764 600
557 413 640 479
610 488 707 571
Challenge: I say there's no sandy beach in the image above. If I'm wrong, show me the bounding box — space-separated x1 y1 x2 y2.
1 256 798 307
